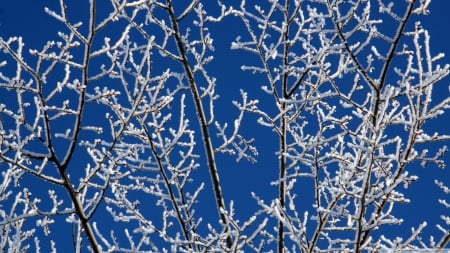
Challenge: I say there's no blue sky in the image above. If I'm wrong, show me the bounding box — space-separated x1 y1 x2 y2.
1 0 449 251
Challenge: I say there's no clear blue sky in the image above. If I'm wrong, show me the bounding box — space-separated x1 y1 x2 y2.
0 1 449 251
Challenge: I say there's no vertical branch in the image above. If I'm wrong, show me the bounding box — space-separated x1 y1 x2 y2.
356 2 416 250
54 0 100 251
140 118 197 251
278 104 288 253
59 165 100 253
166 0 232 248
278 1 292 251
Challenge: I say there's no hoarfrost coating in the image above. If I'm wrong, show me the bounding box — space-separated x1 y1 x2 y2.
0 0 449 252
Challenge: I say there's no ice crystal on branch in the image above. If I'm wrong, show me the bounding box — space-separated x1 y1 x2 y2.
0 0 448 252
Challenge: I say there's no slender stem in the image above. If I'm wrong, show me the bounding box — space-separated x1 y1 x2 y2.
141 120 197 251
56 0 100 251
357 1 416 249
166 0 232 248
278 2 292 251
279 103 287 253
60 168 100 253
439 233 450 250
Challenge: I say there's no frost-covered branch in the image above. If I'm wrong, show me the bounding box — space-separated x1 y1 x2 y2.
0 0 448 252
